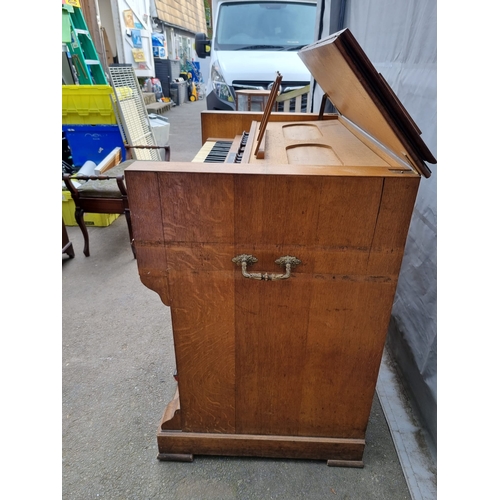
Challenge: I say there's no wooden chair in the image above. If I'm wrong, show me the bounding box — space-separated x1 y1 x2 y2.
235 84 310 113
62 144 170 258
235 90 275 111
62 219 75 258
275 84 311 112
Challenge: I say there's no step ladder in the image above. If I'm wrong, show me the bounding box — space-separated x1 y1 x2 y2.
65 5 107 85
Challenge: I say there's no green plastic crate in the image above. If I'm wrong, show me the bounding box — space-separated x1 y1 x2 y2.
62 85 117 124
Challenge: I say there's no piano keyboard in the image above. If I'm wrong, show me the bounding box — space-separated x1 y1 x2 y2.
192 133 250 163
192 140 233 163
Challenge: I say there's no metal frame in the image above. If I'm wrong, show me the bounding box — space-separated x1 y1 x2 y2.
108 64 161 161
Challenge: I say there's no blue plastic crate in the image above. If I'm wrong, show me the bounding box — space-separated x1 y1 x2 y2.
62 124 126 168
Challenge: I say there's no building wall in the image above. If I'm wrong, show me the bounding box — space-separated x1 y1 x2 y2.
152 0 208 78
154 0 207 33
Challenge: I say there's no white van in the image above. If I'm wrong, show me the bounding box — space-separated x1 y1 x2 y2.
195 0 317 111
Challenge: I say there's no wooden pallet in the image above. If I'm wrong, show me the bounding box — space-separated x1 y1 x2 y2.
146 101 172 115
142 92 157 105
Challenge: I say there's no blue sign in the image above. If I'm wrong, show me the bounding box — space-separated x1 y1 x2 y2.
131 29 142 48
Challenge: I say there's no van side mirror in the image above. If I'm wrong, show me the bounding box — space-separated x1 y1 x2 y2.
195 33 211 59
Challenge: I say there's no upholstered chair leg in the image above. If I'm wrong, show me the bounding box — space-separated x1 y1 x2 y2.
75 208 90 257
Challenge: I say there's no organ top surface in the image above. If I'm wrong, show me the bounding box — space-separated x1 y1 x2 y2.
244 119 406 169
134 28 435 178
298 28 435 177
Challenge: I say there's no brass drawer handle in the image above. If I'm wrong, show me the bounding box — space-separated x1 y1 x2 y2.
232 254 301 281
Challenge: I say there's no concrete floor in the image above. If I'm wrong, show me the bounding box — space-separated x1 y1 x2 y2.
62 98 435 499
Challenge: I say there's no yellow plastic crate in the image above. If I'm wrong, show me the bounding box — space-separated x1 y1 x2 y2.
113 86 133 100
62 190 120 227
62 85 117 125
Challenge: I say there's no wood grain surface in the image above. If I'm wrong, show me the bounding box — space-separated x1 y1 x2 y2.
126 166 420 461
123 28 433 462
298 28 435 177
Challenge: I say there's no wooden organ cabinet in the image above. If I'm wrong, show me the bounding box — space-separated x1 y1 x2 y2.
124 29 436 467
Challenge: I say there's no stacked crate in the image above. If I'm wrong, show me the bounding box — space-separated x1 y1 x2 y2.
62 85 123 227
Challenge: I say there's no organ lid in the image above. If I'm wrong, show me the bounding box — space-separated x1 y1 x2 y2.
298 28 436 178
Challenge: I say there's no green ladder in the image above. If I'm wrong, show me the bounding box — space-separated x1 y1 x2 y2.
65 5 107 85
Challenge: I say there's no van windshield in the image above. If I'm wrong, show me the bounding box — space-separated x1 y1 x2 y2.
215 1 317 50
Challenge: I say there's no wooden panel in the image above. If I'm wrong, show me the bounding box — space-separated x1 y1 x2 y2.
231 175 398 438
157 431 365 462
298 29 435 177
232 174 384 272
314 177 382 250
200 110 337 144
299 39 410 170
286 144 343 165
167 247 237 433
156 171 236 433
126 161 421 463
126 160 419 178
158 171 235 243
231 280 395 438
250 120 395 167
367 176 421 275
125 170 171 305
234 269 313 436
297 278 396 438
234 174 321 247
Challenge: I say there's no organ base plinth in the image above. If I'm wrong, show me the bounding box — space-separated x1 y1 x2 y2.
156 389 365 466
157 429 365 466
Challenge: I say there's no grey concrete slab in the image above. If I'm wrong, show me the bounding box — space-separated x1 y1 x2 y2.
62 98 419 499
376 352 437 500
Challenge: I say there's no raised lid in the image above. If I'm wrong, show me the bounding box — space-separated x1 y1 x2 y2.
298 28 435 178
